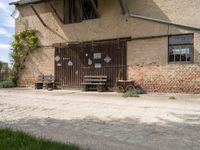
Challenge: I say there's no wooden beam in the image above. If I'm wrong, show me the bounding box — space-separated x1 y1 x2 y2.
10 0 53 6
50 3 64 24
89 0 101 17
118 0 126 14
30 4 47 27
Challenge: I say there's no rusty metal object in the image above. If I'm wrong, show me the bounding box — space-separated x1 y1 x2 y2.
115 80 135 93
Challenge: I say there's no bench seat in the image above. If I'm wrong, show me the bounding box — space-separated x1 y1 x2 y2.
81 75 108 92
35 75 55 90
81 83 106 85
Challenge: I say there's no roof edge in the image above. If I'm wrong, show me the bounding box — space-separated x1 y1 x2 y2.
9 0 42 6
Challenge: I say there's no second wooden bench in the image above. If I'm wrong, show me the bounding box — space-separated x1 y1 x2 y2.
81 76 108 92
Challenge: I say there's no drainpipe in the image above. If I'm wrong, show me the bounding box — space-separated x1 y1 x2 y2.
129 13 200 31
122 0 200 31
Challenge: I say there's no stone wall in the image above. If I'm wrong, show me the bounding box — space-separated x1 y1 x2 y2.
17 47 54 86
127 37 168 66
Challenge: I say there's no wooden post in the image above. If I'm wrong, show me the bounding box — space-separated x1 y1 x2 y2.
30 4 47 27
118 0 126 14
50 3 64 24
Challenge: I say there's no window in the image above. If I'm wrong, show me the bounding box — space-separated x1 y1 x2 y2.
168 34 194 63
82 0 98 20
64 0 98 24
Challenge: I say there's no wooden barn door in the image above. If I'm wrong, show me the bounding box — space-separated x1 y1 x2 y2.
55 39 127 89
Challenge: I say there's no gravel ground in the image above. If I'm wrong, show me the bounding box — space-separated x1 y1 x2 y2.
0 88 200 150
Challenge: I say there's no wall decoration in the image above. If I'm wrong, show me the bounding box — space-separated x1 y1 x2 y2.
63 57 70 61
55 56 60 62
57 63 62 67
88 58 92 65
95 63 101 69
93 53 102 59
104 56 112 63
68 60 73 66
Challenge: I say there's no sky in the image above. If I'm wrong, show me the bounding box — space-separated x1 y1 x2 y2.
0 0 17 63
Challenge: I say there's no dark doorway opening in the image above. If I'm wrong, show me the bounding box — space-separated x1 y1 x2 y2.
55 39 128 89
64 0 99 24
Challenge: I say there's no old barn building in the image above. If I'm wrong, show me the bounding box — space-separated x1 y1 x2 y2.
10 0 200 93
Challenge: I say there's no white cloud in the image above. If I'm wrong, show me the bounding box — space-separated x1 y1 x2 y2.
0 44 10 49
0 0 17 64
0 27 13 37
0 1 11 14
2 16 15 28
0 1 16 28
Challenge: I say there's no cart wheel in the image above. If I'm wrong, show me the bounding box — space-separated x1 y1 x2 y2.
115 86 125 93
126 85 135 92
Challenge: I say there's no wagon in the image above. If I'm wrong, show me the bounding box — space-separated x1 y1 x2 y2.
114 80 135 93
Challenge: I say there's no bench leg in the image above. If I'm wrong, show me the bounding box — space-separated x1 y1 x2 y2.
35 83 43 89
97 85 106 92
46 83 54 91
81 85 89 92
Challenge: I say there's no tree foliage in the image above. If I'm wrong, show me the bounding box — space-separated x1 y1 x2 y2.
9 29 38 85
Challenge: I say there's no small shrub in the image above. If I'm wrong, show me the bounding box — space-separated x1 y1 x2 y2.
169 96 176 100
0 81 16 89
123 89 140 98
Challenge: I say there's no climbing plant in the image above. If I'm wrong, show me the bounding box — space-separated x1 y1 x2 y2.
9 29 38 85
0 61 2 71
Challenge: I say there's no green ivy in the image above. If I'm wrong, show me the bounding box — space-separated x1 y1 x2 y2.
0 62 2 71
9 29 39 85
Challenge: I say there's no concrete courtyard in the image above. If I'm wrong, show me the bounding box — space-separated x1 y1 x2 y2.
0 88 200 150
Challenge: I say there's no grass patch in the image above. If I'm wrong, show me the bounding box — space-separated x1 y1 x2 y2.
0 128 81 150
0 81 15 89
169 96 176 100
123 89 140 98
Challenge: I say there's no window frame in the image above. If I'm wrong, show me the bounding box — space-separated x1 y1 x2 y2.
168 33 194 64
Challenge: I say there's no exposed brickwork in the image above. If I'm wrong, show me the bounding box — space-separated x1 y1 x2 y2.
128 65 200 94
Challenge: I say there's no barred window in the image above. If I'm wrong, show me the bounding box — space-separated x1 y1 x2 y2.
168 34 193 63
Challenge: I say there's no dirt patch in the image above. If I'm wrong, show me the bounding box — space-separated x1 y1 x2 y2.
0 88 200 150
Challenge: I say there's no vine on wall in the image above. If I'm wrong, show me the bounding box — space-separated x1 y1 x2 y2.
9 29 39 85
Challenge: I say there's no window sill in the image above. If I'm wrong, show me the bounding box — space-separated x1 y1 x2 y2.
168 62 193 65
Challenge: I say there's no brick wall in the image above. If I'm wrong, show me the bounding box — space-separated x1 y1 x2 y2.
128 65 200 93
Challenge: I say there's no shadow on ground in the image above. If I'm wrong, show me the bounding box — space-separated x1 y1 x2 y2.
1 113 200 150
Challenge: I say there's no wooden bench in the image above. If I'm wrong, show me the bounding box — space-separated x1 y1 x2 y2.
81 76 108 92
35 75 55 90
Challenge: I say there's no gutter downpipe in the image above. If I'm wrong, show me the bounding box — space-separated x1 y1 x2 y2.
122 1 200 31
129 13 200 31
